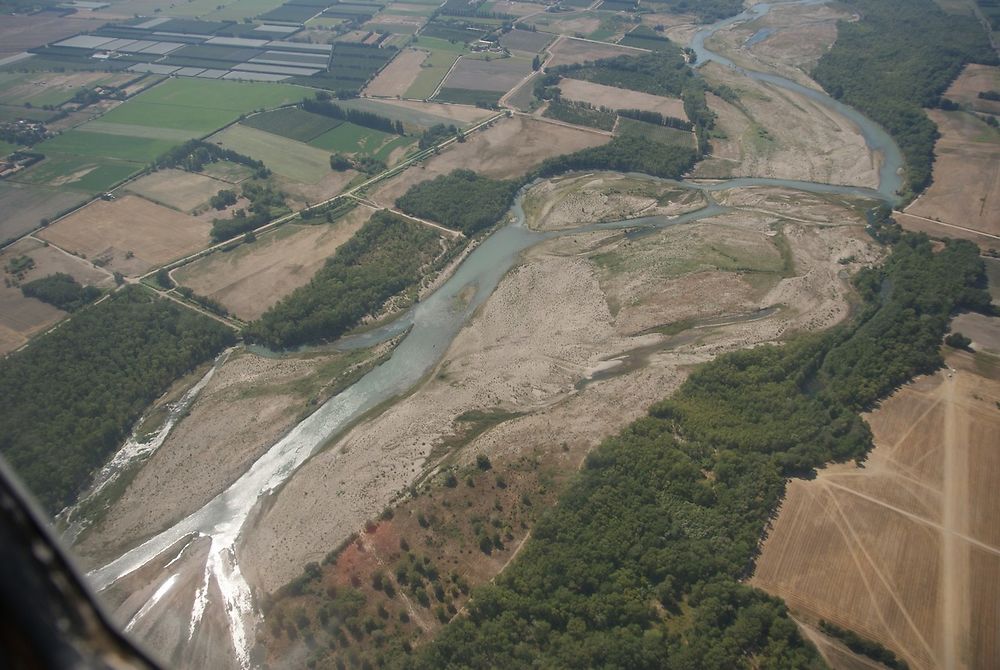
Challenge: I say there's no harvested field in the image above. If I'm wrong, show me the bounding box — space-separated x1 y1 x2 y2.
274 170 358 211
37 195 211 277
363 47 427 97
126 169 229 213
239 194 878 593
558 78 686 119
441 56 532 92
545 35 642 67
0 14 105 56
944 64 1000 116
692 62 879 188
528 12 601 37
0 181 87 243
174 209 371 320
0 71 133 108
369 115 609 204
0 237 113 354
498 27 554 53
208 124 333 184
904 110 1000 236
950 312 1000 356
753 350 1000 670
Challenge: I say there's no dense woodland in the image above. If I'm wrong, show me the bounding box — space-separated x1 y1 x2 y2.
154 140 267 175
395 170 520 235
0 288 234 513
813 0 997 195
532 134 699 181
550 49 691 98
20 273 101 312
245 212 444 349
303 97 404 135
373 230 990 668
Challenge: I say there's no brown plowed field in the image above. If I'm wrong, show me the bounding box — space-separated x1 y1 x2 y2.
363 48 427 97
37 195 211 277
752 350 1000 670
557 78 686 119
944 64 1000 116
370 115 609 205
905 110 1000 237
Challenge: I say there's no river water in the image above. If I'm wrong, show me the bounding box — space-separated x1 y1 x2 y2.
87 2 905 666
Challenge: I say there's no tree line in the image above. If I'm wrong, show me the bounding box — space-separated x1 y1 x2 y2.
303 97 404 135
0 287 235 513
812 0 997 195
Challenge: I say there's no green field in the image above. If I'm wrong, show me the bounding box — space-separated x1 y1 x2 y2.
404 38 471 99
34 130 177 163
308 121 395 153
131 78 315 114
241 107 342 142
77 121 204 142
0 139 16 154
617 117 694 147
210 124 334 183
434 87 502 105
11 155 142 193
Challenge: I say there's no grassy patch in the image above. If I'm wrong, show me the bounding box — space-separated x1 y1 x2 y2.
617 117 694 147
210 124 334 183
36 130 178 163
12 155 142 192
242 107 343 143
308 121 395 154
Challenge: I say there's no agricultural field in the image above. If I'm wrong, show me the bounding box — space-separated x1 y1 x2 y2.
403 37 469 99
174 207 372 320
753 350 1000 670
342 97 494 128
10 154 143 195
0 14 105 57
125 169 232 213
363 47 426 97
904 110 1000 236
308 122 413 162
209 123 335 184
34 131 178 165
240 107 341 143
37 195 211 276
498 27 555 54
0 236 114 355
0 182 88 243
944 63 1000 115
0 71 135 108
544 35 644 67
525 10 602 37
557 78 687 119
439 56 532 93
370 115 609 204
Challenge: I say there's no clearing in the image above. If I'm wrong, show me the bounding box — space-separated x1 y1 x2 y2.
557 78 687 120
752 349 1000 670
369 115 609 205
173 208 372 320
904 110 1000 236
37 195 211 277
364 48 428 97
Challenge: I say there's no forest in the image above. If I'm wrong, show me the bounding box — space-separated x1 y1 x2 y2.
245 211 444 349
532 134 699 181
812 0 997 194
20 273 101 312
395 170 520 235
550 49 690 98
378 231 989 668
0 287 234 513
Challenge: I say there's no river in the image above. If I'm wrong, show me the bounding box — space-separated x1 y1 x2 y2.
87 2 905 667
